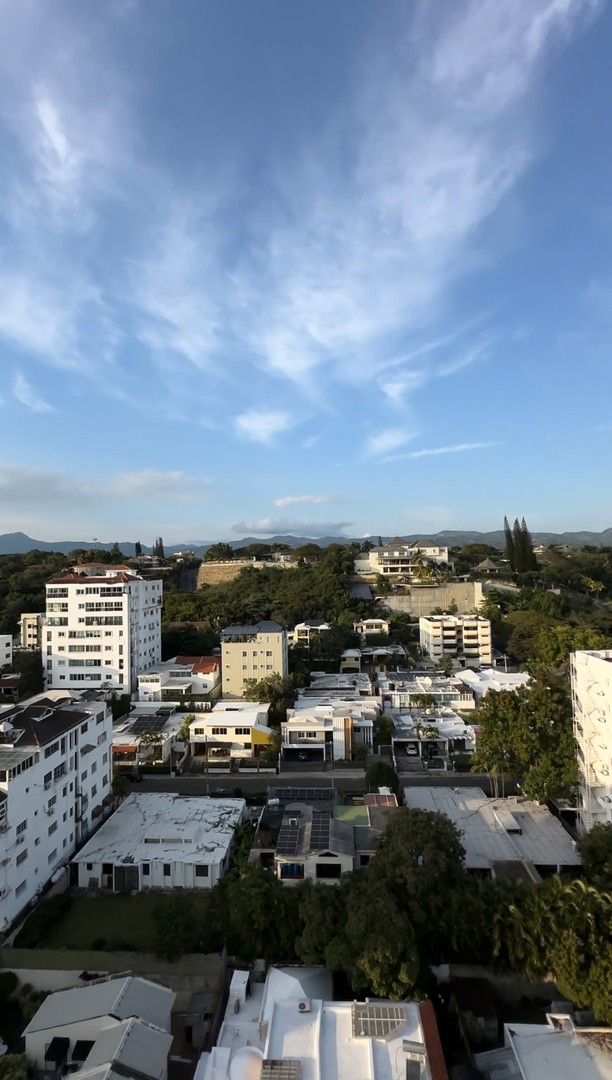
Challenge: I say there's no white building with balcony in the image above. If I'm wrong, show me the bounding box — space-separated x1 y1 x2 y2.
282 699 378 763
571 648 612 833
378 671 477 712
419 614 492 668
18 612 45 650
353 617 390 638
45 565 162 693
188 701 274 761
137 655 221 705
287 621 332 646
0 634 13 669
354 537 449 577
0 692 113 933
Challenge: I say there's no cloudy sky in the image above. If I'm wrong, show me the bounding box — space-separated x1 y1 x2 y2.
1 0 611 544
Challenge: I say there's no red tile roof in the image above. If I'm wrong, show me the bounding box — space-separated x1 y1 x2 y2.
418 1000 448 1080
174 655 220 674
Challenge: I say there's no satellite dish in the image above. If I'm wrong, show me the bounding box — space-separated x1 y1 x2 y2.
0 1040 8 1057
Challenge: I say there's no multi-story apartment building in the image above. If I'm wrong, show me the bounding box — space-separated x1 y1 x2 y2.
571 649 612 833
18 612 45 650
0 635 12 669
419 615 492 668
220 620 288 697
0 693 113 933
45 565 162 692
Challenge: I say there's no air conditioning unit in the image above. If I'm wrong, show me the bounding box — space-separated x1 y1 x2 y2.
0 824 8 834
15 836 25 845
0 888 10 899
297 999 311 1013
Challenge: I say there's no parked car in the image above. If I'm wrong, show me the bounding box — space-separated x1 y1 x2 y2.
405 745 419 756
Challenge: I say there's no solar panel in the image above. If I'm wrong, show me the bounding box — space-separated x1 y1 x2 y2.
310 811 331 850
270 787 332 802
261 1062 301 1080
352 1002 406 1038
131 716 168 734
276 820 300 857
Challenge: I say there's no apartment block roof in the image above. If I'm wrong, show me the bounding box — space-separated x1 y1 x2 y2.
221 620 285 635
0 699 104 749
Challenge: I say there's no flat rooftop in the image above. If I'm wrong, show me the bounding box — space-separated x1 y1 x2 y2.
402 786 581 872
72 793 245 866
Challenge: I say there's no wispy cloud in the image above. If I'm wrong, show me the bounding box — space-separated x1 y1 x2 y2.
231 517 352 537
274 494 334 507
234 409 294 443
394 440 500 461
0 463 210 507
13 371 53 412
365 429 415 458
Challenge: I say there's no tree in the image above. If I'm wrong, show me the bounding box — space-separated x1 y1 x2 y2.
112 773 130 801
512 518 523 572
153 893 198 961
134 541 142 557
364 761 399 794
373 714 394 748
0 1055 27 1080
204 542 235 562
243 673 298 724
533 625 610 672
578 824 612 892
438 654 454 676
504 516 515 570
109 542 122 561
520 518 538 571
153 537 165 559
471 680 577 802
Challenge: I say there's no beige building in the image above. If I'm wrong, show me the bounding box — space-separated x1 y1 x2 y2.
220 620 288 697
419 614 492 668
19 612 45 649
571 648 612 833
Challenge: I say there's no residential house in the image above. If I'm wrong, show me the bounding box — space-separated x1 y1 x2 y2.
403 786 581 882
45 565 162 692
571 648 612 832
419 614 492 668
72 793 247 890
287 620 332 646
455 668 531 700
282 698 378 763
23 975 174 1080
188 701 273 761
137 655 221 706
392 709 478 766
355 537 450 577
220 620 288 697
353 616 390 638
196 965 448 1080
0 693 112 934
111 703 185 769
475 1009 612 1080
378 670 477 712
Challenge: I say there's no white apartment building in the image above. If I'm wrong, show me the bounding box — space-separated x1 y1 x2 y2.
571 649 612 832
0 693 113 933
18 612 45 650
419 614 492 668
0 634 12 669
45 565 162 693
287 620 331 646
137 655 221 705
282 698 378 763
220 620 288 697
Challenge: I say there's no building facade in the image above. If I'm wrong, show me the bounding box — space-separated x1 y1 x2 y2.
419 615 492 668
188 701 273 760
0 694 113 933
45 565 162 692
18 612 45 650
355 537 449 577
571 648 612 832
137 655 221 705
0 634 12 669
220 620 288 697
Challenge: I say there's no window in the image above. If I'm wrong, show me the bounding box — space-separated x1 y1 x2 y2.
15 880 27 898
44 741 59 759
35 837 40 846
48 849 58 864
211 727 227 736
235 728 250 736
16 849 28 866
163 864 171 876
48 821 58 836
142 864 150 876
195 865 209 878
91 785 97 797
16 819 27 836
53 764 66 781
81 771 88 782
91 762 97 774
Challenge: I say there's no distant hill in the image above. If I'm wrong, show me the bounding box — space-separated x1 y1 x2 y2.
1 528 612 557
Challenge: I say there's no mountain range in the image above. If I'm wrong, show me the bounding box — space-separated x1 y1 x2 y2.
1 528 612 556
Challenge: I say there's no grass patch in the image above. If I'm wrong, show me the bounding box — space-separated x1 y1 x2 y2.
334 804 369 825
15 894 163 952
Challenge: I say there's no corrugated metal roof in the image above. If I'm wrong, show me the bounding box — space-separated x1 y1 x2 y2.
23 976 174 1035
82 1019 172 1080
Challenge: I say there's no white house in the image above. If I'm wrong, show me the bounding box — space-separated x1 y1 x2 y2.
419 614 492 668
196 966 448 1080
188 701 274 760
137 655 220 705
355 538 450 577
403 786 581 881
45 564 162 693
571 649 612 832
282 698 378 763
287 621 332 646
378 671 477 711
353 617 390 638
0 693 113 934
111 703 185 768
0 634 13 670
72 793 247 890
23 975 174 1080
455 668 531 700
475 1011 612 1080
392 709 478 765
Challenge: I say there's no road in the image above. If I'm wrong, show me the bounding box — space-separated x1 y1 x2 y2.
134 769 509 798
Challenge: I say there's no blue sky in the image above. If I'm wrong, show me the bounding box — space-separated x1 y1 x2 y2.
1 0 611 544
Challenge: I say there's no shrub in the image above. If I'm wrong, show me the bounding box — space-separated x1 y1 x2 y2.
0 970 18 1001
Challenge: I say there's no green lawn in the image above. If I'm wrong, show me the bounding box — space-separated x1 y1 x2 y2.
17 894 162 951
334 804 370 825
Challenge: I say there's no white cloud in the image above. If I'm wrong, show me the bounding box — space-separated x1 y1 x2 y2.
114 470 212 500
13 371 53 412
234 408 293 443
0 463 210 507
365 429 415 458
231 517 352 537
274 494 333 507
405 441 499 460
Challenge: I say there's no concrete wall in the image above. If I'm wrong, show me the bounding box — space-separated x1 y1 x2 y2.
382 582 483 617
197 561 293 587
0 948 224 990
